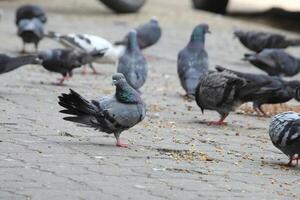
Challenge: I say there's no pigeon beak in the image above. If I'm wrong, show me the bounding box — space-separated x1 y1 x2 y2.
207 30 211 34
112 80 117 86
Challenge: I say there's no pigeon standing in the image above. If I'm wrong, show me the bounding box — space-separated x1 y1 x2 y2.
0 54 40 74
17 18 44 53
195 71 277 125
216 65 300 115
58 73 146 147
117 30 147 91
115 17 162 49
269 111 300 166
16 5 46 53
234 30 300 52
177 23 210 98
38 48 105 84
15 4 47 25
243 49 300 77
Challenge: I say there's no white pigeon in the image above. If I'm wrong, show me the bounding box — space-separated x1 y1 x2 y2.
45 31 125 64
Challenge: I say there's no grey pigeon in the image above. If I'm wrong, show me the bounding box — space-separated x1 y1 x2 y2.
234 30 300 52
216 65 300 115
58 73 146 147
15 4 47 25
17 18 44 53
177 23 210 98
0 54 40 74
117 30 147 91
243 49 300 77
38 48 105 84
269 111 300 166
195 71 277 125
115 17 162 49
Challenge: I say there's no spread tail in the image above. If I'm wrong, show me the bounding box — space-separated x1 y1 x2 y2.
58 89 98 126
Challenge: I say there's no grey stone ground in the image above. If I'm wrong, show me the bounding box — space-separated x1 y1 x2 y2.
1 0 300 199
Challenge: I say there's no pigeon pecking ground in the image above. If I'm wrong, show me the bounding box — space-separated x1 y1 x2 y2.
1 0 300 199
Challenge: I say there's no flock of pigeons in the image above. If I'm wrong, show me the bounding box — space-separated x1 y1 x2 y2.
1 4 300 166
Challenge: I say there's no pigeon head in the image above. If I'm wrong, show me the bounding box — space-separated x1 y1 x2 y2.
126 30 139 51
150 16 158 23
286 80 300 101
112 73 142 104
233 30 243 39
190 23 210 43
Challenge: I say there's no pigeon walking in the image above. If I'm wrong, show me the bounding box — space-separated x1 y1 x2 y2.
243 49 300 77
115 17 162 49
38 48 105 84
117 30 147 91
269 111 300 166
0 54 40 74
45 31 125 69
195 71 277 125
58 73 146 147
234 30 300 52
177 23 210 98
216 66 300 115
17 18 44 53
16 4 47 25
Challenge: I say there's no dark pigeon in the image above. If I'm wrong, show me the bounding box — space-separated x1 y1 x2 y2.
269 112 300 166
38 48 105 84
115 17 162 49
16 4 47 25
117 30 147 91
58 73 146 147
216 65 300 115
234 30 300 52
17 18 44 53
195 71 278 125
243 49 300 77
0 54 40 74
177 23 210 98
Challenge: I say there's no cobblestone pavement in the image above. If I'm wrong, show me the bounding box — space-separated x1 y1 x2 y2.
1 1 300 199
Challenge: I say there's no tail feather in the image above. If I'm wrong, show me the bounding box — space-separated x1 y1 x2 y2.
58 89 97 116
242 53 255 61
286 39 300 46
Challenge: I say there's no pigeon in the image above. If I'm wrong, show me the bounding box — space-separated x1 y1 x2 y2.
17 18 44 53
216 65 300 115
177 23 210 98
58 73 146 147
0 54 41 74
117 30 148 91
15 4 47 25
195 71 278 125
243 49 300 77
115 17 162 49
45 31 125 66
234 30 300 52
38 48 105 84
269 111 300 166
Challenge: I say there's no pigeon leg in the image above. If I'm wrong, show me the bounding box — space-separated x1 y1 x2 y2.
20 42 26 54
56 75 69 85
89 63 99 75
81 65 87 75
114 133 128 148
34 43 38 53
208 114 228 126
258 106 267 117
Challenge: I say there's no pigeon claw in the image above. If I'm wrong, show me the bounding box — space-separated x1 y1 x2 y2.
116 142 128 148
207 120 227 126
